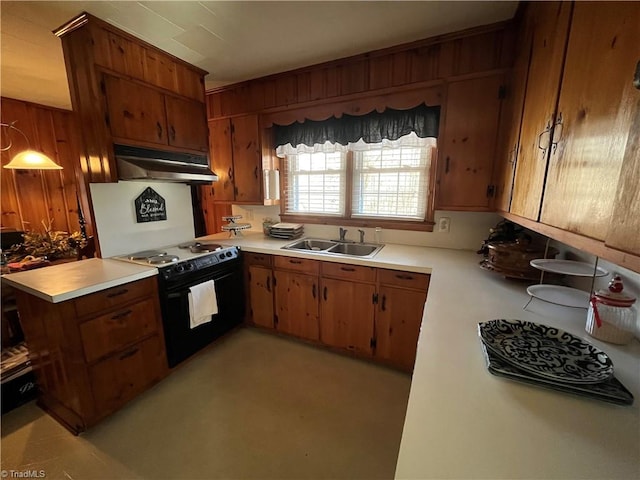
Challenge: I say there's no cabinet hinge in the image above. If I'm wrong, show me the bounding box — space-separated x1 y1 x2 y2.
370 337 377 349
274 314 278 325
272 275 277 286
230 123 235 134
104 114 110 127
372 293 378 304
99 79 106 95
486 184 496 197
498 85 506 99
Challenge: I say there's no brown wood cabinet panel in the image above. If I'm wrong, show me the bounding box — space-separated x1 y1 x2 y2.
493 13 534 212
274 270 319 341
606 100 640 256
369 56 393 91
244 252 273 268
104 75 168 145
539 2 640 240
320 277 374 356
108 32 145 80
321 262 376 283
274 256 320 275
80 298 158 363
89 335 167 417
376 286 426 371
436 74 504 210
175 63 205 101
409 45 440 83
143 48 177 92
165 95 208 152
377 269 430 291
249 265 274 329
207 118 235 201
74 277 155 318
510 1 572 220
231 115 263 202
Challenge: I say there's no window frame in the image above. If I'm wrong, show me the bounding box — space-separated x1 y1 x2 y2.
280 145 438 232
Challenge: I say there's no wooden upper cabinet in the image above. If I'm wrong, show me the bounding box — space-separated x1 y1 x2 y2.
231 115 262 202
144 48 178 92
492 14 534 212
436 74 504 210
205 115 263 204
509 1 572 220
108 32 145 80
539 2 640 241
104 75 168 145
165 96 208 152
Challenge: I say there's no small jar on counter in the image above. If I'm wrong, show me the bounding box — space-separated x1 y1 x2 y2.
586 275 637 345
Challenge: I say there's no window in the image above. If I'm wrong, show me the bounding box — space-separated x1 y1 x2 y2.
275 105 440 230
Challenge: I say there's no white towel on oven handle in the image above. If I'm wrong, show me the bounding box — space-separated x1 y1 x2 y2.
188 280 218 329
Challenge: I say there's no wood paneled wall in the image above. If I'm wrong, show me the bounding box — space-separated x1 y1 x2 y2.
1 97 82 235
206 22 515 119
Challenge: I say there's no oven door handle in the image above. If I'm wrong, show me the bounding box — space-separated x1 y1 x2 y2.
165 271 237 298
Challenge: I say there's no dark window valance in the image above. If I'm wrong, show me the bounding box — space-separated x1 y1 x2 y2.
274 104 440 148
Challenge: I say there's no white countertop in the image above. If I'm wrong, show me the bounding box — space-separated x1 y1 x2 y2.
1 258 157 303
202 231 640 479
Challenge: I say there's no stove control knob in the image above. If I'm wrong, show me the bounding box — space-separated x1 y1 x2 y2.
175 264 185 273
226 251 233 258
185 263 194 270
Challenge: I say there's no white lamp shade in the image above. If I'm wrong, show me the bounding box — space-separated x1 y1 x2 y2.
3 149 63 170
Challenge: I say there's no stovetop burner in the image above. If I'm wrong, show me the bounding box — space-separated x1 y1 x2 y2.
128 249 167 261
190 243 222 253
148 254 179 265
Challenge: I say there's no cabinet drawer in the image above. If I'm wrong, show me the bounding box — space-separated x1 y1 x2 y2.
89 335 167 416
81 298 159 363
321 262 376 282
74 278 155 318
243 252 272 267
274 256 320 274
378 269 430 291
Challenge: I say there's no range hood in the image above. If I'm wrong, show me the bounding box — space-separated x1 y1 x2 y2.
114 144 218 184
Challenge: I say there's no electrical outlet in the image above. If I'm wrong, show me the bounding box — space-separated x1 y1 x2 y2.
438 217 451 233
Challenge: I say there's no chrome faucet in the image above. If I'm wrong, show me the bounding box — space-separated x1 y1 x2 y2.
358 229 365 243
339 227 347 241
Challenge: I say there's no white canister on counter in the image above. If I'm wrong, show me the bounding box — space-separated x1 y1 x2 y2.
586 275 637 345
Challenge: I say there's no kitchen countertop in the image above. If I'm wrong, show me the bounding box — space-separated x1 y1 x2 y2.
1 258 157 303
203 231 640 479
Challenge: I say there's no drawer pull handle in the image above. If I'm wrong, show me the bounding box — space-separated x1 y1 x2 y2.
323 286 328 301
312 284 316 299
395 274 414 280
119 347 139 360
266 275 271 292
106 289 128 298
340 267 356 272
289 259 302 264
381 295 387 311
111 310 132 321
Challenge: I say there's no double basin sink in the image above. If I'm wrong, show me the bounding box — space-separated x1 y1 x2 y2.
282 238 384 258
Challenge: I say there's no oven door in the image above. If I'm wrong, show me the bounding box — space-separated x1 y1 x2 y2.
160 264 244 367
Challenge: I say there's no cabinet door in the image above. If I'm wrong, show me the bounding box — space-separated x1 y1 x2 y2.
208 118 235 201
493 11 534 212
248 265 274 328
376 286 427 371
436 74 504 210
320 277 375 355
539 2 640 240
104 75 168 146
509 1 572 220
274 270 319 341
165 96 208 152
606 102 640 255
231 115 263 203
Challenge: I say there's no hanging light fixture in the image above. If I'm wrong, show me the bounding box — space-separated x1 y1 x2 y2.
1 121 63 170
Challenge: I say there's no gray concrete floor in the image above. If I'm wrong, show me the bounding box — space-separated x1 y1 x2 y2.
1 328 411 479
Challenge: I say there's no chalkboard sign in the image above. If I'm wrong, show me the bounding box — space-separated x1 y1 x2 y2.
135 187 167 223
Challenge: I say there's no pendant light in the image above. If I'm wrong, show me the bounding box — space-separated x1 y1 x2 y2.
1 121 63 170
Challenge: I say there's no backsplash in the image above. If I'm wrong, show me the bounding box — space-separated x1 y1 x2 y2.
90 181 195 258
230 205 501 251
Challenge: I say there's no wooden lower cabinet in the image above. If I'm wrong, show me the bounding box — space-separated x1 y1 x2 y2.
244 253 429 372
376 286 427 371
274 270 319 341
319 277 375 356
14 277 168 434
